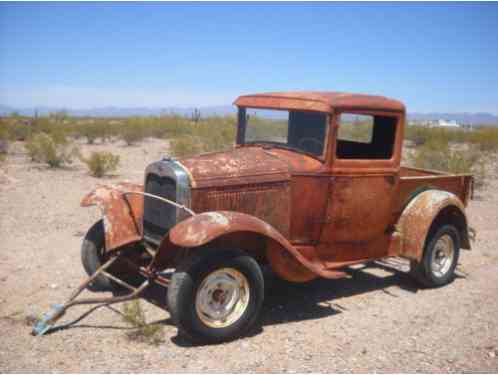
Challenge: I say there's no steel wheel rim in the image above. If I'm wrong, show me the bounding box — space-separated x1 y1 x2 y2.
195 268 250 328
431 234 455 278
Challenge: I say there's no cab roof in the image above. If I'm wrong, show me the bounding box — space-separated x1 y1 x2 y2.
234 91 405 113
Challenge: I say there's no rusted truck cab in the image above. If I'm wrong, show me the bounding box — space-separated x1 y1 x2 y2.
81 92 473 343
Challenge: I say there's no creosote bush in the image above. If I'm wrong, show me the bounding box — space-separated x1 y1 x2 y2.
122 300 164 345
121 119 146 146
169 116 236 158
76 121 112 144
411 136 487 189
81 151 120 177
0 124 11 155
25 132 78 168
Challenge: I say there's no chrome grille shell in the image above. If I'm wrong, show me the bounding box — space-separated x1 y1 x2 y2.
143 158 191 245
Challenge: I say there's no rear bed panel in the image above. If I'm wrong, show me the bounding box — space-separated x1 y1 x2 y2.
396 166 473 217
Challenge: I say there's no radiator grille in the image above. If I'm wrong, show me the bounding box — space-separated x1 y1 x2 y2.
143 173 176 244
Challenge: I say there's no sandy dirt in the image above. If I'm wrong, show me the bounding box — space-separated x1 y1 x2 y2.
1 139 497 373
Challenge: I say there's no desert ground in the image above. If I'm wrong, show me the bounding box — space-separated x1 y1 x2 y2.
1 138 497 373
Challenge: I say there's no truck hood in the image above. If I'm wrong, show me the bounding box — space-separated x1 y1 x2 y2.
178 146 323 188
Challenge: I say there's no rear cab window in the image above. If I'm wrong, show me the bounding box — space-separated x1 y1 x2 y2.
336 113 398 160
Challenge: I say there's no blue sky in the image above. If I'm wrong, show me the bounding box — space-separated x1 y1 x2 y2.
1 2 497 113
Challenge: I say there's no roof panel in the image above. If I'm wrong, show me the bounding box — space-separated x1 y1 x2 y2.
234 91 405 113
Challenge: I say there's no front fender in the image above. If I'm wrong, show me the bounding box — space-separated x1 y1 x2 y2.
397 190 469 261
169 211 345 280
81 182 144 251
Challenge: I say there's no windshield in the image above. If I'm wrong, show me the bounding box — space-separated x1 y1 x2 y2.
238 108 328 157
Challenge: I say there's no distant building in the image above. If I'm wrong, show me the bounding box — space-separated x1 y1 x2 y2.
414 119 462 128
435 119 460 128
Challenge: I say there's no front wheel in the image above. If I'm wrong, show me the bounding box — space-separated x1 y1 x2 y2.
410 224 460 287
81 220 114 291
81 220 145 292
167 249 264 343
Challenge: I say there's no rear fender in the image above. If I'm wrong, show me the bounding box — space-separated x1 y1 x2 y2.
81 182 144 252
397 190 470 261
167 211 345 280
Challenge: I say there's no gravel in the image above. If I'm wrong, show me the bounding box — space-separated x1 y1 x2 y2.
1 139 497 372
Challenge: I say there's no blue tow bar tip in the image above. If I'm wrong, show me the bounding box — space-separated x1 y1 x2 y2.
32 304 65 336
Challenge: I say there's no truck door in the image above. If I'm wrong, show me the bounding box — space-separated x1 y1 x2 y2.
319 112 403 263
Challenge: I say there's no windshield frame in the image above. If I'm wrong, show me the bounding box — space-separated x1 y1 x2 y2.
236 107 330 161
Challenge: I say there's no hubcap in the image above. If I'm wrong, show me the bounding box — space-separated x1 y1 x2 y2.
430 234 455 278
195 268 250 328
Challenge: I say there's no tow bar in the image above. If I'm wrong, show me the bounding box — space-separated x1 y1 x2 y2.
32 255 150 336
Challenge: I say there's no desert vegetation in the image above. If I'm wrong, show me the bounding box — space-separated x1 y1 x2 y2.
1 113 497 186
80 151 120 177
121 300 164 345
405 125 495 188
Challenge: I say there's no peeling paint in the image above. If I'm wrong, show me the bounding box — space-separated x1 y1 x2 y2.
205 212 229 226
398 189 466 261
81 182 144 251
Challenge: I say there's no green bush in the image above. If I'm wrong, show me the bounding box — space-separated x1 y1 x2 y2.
25 133 78 168
168 116 236 158
411 137 487 189
122 300 164 345
81 151 120 177
120 119 146 145
170 135 204 158
469 128 498 153
77 121 110 144
0 124 11 154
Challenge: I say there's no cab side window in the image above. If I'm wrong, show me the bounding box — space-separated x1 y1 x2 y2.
336 114 397 160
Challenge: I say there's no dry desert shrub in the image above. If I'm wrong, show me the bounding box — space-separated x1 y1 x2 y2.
169 116 236 158
81 151 120 177
25 132 79 168
73 121 113 144
0 124 11 155
120 118 147 146
122 300 164 345
411 136 487 189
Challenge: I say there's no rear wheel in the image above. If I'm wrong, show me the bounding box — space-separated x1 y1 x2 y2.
410 224 460 287
167 249 264 343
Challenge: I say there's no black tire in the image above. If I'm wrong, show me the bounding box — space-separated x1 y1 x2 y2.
81 220 114 292
167 249 264 343
410 224 460 288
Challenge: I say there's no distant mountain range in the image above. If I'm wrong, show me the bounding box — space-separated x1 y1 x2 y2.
1 104 497 125
0 104 235 118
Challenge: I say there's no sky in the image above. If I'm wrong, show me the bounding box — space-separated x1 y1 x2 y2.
0 2 498 113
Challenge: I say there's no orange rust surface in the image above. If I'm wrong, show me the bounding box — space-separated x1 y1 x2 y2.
397 190 467 260
169 211 346 279
267 242 317 283
179 146 324 189
191 181 291 237
234 91 406 113
80 92 473 283
81 182 144 251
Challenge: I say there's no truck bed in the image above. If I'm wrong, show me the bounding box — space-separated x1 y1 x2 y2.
396 166 473 213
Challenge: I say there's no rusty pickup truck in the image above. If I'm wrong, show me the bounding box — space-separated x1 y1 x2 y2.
34 92 473 343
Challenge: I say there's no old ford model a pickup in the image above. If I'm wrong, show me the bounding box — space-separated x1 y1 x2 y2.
33 92 473 343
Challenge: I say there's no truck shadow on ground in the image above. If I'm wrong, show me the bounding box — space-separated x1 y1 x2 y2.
42 260 462 345
171 260 426 347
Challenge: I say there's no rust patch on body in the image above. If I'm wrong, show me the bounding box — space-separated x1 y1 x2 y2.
397 190 467 260
234 91 405 113
81 182 144 251
169 211 346 279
